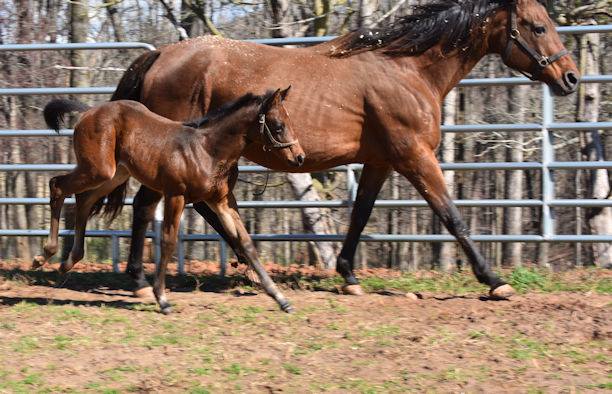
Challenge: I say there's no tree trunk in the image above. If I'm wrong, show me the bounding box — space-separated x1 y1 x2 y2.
578 32 611 267
439 89 457 271
359 0 378 28
502 85 527 267
286 173 337 269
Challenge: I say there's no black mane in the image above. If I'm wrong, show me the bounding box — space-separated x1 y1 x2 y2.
183 90 274 129
329 0 509 58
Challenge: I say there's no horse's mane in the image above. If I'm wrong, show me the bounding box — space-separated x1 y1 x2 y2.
328 0 510 58
183 90 274 129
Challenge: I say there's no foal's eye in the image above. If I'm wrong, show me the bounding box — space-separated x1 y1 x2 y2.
533 25 546 36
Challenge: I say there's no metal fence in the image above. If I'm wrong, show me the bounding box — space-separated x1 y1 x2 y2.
1 25 611 274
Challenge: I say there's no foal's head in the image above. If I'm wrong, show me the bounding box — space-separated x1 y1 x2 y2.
253 87 305 167
488 0 579 96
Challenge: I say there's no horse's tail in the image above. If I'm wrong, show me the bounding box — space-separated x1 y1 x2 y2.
43 99 90 133
89 50 161 221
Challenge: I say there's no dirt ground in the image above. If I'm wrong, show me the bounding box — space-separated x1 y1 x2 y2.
0 261 610 393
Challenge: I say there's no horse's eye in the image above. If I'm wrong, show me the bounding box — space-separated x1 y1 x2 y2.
534 25 546 36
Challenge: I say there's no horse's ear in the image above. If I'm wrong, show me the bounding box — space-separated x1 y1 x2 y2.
280 85 291 101
261 89 281 113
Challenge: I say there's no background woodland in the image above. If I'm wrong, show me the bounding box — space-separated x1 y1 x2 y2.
0 0 610 270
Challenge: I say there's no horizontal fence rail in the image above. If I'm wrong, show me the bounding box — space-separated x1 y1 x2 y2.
1 25 611 273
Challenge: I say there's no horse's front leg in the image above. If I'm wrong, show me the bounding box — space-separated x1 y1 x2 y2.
394 143 515 299
153 194 185 314
336 164 391 295
127 185 163 298
206 194 293 313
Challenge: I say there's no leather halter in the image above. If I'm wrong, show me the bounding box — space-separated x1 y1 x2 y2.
259 113 297 151
502 1 568 80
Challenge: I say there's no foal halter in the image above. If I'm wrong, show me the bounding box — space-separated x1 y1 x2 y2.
258 114 297 152
502 1 568 80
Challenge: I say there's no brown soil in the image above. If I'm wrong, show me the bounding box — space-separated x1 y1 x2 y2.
0 261 610 393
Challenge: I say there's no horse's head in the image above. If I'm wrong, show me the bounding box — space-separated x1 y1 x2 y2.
488 0 579 96
256 86 305 167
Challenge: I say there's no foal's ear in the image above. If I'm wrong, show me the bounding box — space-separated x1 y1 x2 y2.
261 88 282 113
280 85 291 101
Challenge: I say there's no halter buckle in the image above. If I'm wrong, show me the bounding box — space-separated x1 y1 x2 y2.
510 28 520 39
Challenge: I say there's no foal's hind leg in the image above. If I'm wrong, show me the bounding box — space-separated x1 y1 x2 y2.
61 167 130 273
395 145 515 299
33 169 113 268
206 194 293 313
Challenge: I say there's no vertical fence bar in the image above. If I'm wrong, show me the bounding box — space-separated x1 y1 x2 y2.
346 164 357 209
219 239 227 277
153 204 163 267
541 85 555 240
177 219 185 274
111 235 120 273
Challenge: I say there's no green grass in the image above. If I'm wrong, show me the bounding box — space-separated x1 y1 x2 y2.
301 267 611 295
282 363 302 375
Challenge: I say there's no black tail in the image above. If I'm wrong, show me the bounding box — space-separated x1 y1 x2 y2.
43 99 90 132
89 50 161 222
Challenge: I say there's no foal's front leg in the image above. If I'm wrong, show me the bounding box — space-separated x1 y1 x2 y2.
153 194 185 314
207 194 293 312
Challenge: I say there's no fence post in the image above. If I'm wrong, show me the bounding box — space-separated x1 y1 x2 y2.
177 218 185 275
111 235 120 273
540 85 555 267
153 204 163 268
219 239 227 277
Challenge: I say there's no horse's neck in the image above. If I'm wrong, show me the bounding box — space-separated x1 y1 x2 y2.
396 45 486 101
203 107 256 163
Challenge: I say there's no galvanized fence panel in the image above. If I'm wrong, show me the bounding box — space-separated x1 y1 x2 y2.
1 25 611 273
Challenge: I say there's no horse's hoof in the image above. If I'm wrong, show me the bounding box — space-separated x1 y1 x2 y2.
160 306 172 315
489 284 515 300
133 286 155 299
341 284 364 296
58 263 72 274
31 256 45 270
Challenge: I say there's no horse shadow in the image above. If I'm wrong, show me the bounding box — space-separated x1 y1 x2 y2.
0 266 334 310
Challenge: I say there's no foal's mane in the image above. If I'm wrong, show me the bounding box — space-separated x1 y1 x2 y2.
328 0 510 58
183 90 274 129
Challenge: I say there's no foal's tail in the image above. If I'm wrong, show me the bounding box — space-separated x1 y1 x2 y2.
88 49 161 221
43 99 90 133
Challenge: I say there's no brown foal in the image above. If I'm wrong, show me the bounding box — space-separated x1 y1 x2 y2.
67 0 579 300
37 88 304 313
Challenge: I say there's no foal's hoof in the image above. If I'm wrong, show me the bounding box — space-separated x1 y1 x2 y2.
160 304 173 315
489 284 515 300
133 286 155 299
341 284 365 296
280 300 294 314
31 255 45 270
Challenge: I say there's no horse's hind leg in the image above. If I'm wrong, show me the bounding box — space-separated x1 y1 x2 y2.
61 167 130 273
206 194 293 313
394 146 515 299
127 185 162 298
336 164 391 295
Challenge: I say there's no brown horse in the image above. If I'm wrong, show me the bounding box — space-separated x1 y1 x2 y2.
87 0 579 299
37 89 304 313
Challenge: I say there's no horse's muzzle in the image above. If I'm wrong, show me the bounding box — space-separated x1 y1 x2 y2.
290 154 305 167
551 71 579 96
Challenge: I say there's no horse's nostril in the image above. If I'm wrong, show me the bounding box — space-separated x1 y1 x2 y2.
563 71 579 89
296 154 305 165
